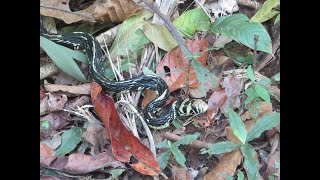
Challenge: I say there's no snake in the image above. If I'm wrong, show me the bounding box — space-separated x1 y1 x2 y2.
40 19 208 129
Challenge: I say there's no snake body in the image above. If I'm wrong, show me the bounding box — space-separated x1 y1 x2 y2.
40 21 207 129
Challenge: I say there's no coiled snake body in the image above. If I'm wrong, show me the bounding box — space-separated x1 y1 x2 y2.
40 23 208 129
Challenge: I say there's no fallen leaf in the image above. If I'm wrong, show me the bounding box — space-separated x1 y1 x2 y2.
44 83 92 95
204 125 243 179
203 149 242 180
156 39 208 92
40 0 95 24
220 74 242 116
91 82 161 176
241 101 273 121
40 176 60 180
41 132 62 150
51 150 125 174
64 95 90 110
92 0 143 23
207 88 227 122
265 151 280 180
40 93 68 116
40 143 57 167
40 86 46 100
40 112 69 130
41 0 142 24
82 124 108 154
171 165 194 180
55 71 79 85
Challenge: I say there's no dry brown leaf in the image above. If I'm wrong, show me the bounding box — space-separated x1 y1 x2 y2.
204 149 242 180
40 112 69 130
40 0 95 24
241 101 273 121
64 95 90 110
51 150 125 174
92 0 143 23
265 151 280 180
44 83 92 95
171 165 194 180
220 74 242 116
40 0 143 24
82 124 108 154
41 132 62 150
40 93 68 116
55 71 79 85
40 143 57 167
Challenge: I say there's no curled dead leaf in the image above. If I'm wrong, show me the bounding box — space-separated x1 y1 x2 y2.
91 82 161 176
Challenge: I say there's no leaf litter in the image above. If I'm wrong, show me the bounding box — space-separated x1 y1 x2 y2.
40 0 280 179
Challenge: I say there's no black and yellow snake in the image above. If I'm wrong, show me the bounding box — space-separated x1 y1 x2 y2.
40 19 208 129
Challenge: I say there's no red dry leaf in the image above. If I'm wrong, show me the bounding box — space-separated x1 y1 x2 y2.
91 82 161 176
40 143 56 166
156 39 208 92
207 88 227 123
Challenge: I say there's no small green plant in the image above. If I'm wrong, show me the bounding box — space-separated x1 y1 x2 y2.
245 65 274 119
156 133 200 169
201 109 280 180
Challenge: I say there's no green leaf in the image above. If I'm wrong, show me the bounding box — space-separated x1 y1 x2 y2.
237 170 245 180
40 36 88 82
110 11 152 56
191 60 217 95
248 100 261 119
156 139 170 149
257 78 272 86
142 66 156 75
41 120 50 129
246 65 255 82
211 14 272 54
251 0 280 23
221 173 233 180
254 84 271 103
200 141 241 155
110 169 126 177
241 144 259 180
228 109 247 144
157 150 172 170
174 133 200 147
143 23 177 52
271 72 280 82
171 144 187 168
173 8 211 36
247 112 280 142
274 14 280 25
245 87 256 105
55 127 82 156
